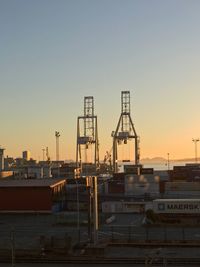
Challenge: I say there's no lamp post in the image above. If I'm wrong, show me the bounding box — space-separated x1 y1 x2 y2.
192 138 199 163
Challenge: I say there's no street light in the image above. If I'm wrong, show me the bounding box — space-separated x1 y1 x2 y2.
192 138 199 163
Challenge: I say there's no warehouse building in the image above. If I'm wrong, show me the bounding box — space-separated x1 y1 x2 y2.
0 179 66 213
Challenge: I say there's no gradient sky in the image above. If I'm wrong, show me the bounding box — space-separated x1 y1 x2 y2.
1 0 200 161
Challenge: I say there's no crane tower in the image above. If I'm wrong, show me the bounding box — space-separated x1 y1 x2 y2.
76 96 99 174
112 91 140 172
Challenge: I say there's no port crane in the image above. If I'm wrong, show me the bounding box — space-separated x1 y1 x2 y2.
112 91 140 173
76 96 99 174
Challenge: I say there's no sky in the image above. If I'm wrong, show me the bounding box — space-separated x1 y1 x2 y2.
0 0 200 161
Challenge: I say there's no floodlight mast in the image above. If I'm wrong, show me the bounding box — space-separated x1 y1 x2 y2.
55 131 60 161
76 96 99 174
192 138 200 163
112 91 140 173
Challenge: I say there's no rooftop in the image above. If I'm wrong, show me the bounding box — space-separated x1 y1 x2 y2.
0 178 66 188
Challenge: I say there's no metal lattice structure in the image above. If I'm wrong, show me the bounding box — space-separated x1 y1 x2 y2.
112 91 140 172
76 96 99 174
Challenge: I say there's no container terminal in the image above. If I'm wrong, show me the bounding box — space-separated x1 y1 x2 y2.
0 91 200 266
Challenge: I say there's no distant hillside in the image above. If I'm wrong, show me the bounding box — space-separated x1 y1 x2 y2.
141 157 197 163
140 157 166 163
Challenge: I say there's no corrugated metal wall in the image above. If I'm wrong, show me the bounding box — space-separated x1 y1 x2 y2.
0 187 52 212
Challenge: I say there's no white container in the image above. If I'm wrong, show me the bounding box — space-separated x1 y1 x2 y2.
153 199 200 214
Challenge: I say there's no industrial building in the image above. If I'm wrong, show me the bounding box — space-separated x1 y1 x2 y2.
22 150 31 161
0 178 66 213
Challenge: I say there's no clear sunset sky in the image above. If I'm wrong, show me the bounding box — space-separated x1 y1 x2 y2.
0 0 200 161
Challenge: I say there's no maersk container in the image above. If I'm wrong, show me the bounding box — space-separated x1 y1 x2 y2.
153 199 200 214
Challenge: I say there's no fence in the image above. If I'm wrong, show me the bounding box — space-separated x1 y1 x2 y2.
98 225 200 243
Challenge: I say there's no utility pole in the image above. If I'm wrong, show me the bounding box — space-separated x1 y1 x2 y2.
192 138 199 163
55 131 60 161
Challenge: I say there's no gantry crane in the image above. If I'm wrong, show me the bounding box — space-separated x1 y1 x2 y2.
112 91 140 173
76 96 99 174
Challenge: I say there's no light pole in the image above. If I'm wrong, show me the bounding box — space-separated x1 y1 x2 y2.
192 138 199 163
167 153 170 171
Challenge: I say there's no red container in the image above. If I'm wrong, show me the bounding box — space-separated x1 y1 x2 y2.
159 181 166 193
108 181 125 194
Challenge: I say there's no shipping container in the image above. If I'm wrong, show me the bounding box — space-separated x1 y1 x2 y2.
141 168 154 174
159 181 166 193
165 181 200 192
124 165 142 174
164 191 200 199
123 202 145 213
102 201 123 213
102 201 146 213
153 199 200 214
124 175 159 196
188 169 200 180
0 171 13 178
105 181 125 194
173 166 189 171
113 172 125 180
